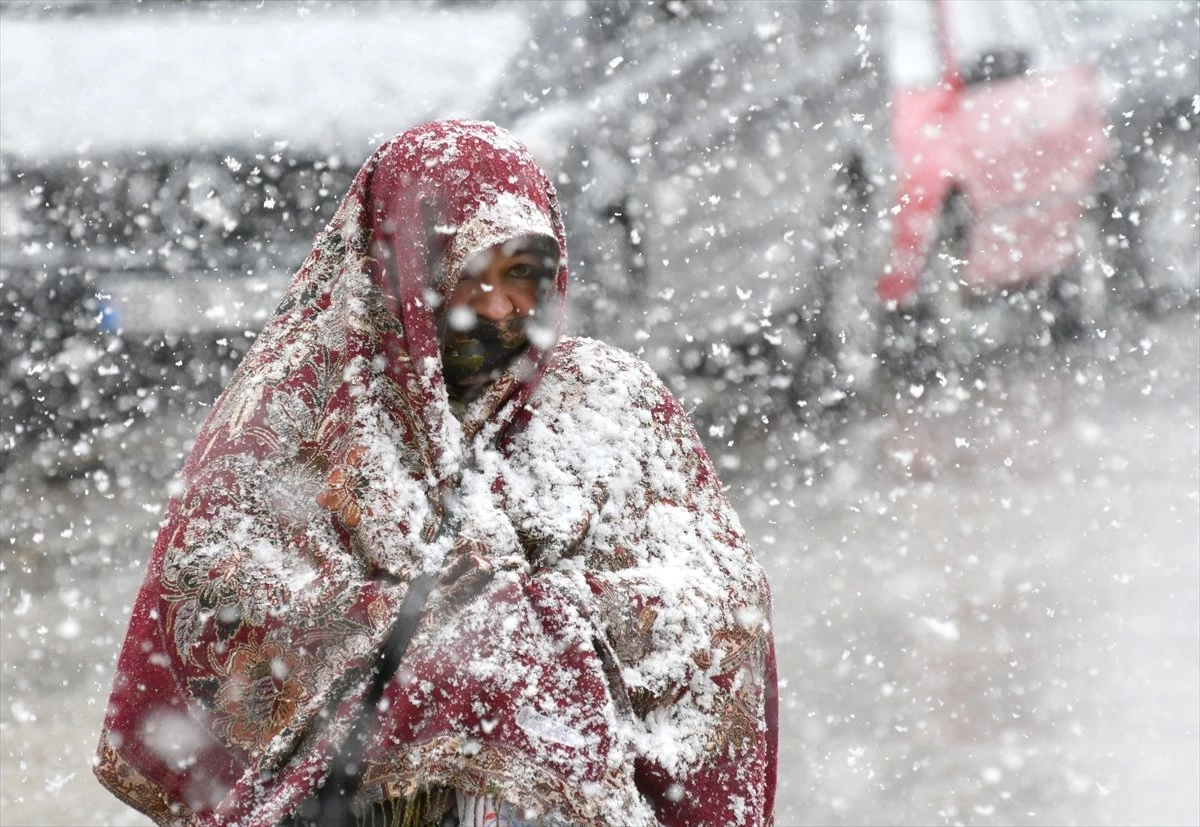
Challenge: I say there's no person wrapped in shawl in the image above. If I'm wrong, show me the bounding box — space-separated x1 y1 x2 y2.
94 120 778 827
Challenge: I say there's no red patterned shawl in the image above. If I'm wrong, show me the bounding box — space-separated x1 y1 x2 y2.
95 120 777 827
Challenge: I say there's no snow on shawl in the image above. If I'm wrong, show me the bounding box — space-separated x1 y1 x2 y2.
94 120 778 827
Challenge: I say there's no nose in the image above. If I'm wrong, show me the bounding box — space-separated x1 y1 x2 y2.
470 279 518 323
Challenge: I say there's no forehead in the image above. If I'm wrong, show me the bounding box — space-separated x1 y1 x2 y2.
498 237 544 257
463 234 557 269
486 237 543 261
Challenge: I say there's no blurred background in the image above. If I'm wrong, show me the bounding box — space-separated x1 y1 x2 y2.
1 1 1196 824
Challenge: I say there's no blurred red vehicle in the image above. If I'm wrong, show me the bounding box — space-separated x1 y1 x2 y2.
880 0 1114 363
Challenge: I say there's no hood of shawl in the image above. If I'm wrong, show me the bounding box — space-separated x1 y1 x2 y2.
355 119 569 419
443 191 559 294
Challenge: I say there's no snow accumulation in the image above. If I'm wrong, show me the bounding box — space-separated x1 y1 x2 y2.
0 3 528 158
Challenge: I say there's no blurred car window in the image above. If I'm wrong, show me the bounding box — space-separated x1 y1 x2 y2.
1074 0 1188 22
886 0 941 88
944 0 1057 74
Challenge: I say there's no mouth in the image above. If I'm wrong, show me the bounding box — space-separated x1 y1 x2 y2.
441 318 531 397
491 318 530 349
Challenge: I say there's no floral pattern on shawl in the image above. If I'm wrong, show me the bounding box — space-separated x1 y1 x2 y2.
94 120 776 827
353 338 776 827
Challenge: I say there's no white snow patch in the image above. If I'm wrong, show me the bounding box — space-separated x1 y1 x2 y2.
0 6 527 157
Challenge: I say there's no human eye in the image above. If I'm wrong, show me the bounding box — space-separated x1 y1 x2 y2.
507 261 538 280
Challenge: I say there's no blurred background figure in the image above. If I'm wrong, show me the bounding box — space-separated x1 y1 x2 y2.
1 1 1196 825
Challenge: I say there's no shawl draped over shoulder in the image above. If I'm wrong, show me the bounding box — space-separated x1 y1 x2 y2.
95 120 778 827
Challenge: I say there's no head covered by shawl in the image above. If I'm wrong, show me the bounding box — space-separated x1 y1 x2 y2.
95 120 568 820
96 120 777 827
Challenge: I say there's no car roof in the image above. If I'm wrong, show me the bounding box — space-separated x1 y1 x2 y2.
0 2 527 160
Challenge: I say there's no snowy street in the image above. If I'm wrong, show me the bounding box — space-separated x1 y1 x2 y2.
3 309 1196 826
739 311 1200 825
2 1 1198 824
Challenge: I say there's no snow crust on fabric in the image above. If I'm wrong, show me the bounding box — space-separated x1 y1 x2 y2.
92 120 776 827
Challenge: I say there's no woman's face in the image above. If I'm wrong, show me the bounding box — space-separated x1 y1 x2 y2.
447 238 550 325
440 237 556 402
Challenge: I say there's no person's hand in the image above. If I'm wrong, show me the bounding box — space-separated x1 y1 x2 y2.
429 539 495 608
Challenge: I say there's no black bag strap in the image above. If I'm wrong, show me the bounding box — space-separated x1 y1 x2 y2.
286 571 438 827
